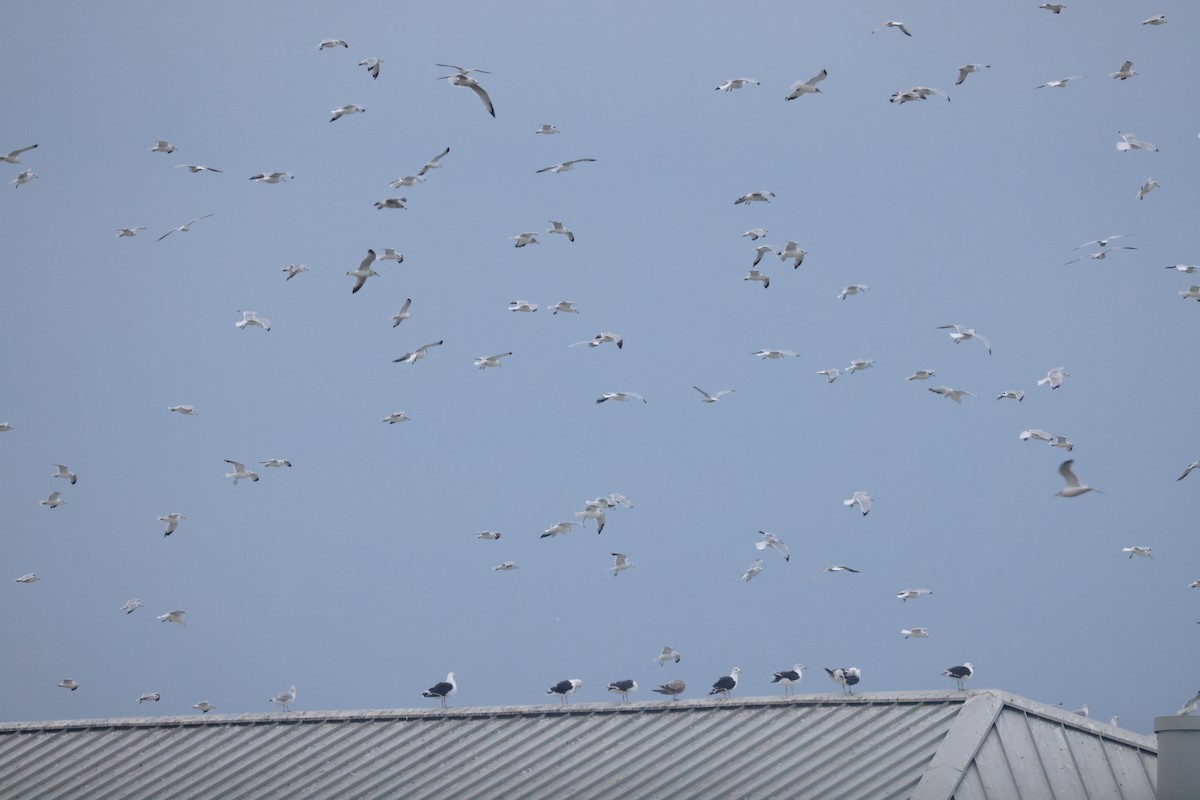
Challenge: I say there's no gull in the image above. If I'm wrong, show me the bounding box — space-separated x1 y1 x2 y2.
150 140 177 153
41 492 64 509
654 646 681 666
1050 436 1074 452
607 679 638 703
510 232 539 247
744 269 770 289
751 245 773 267
1020 429 1054 443
536 158 596 174
1036 76 1085 89
541 521 581 538
838 284 868 300
236 310 270 331
906 370 936 381
392 340 443 364
1143 15 1166 25
330 104 365 122
193 701 216 713
1037 367 1068 389
58 679 80 691
710 667 742 699
390 175 424 188
741 559 764 582
547 679 583 704
317 39 348 49
476 530 501 540
653 680 686 699
120 599 143 614
716 77 760 91
158 214 214 241
422 673 457 708
955 64 990 86
1110 60 1137 80
382 412 410 424
997 390 1024 402
224 459 260 485
1063 247 1138 264
743 228 768 241
1137 179 1159 200
475 352 512 370
872 20 912 36
826 667 861 693
937 324 991 354
175 164 222 173
268 685 296 712
1122 546 1153 559
785 69 827 100
158 610 186 625
811 565 861 581
0 144 37 163
347 249 380 294
158 513 185 536
609 492 634 508
897 588 933 602
1178 461 1200 481
1039 3 1065 12
1167 265 1199 273
844 491 873 516
508 300 538 312
493 561 518 571
756 530 790 561
52 464 77 485
375 249 404 264
771 664 806 695
608 552 634 577
1116 132 1156 152
1072 704 1089 718
374 198 407 209
138 693 161 704
735 191 774 205
546 221 575 242
281 264 308 280
358 57 382 79
1056 459 1103 497
817 369 840 383
0 422 13 431
417 147 451 176
116 227 146 237
929 386 977 404
534 124 559 134
249 171 292 183
10 169 36 188
1075 234 1130 249
442 74 495 117
891 86 950 103
550 300 579 315
943 663 974 690
694 386 735 403
845 359 874 373
778 242 807 268
391 299 413 327
168 405 197 415
261 459 291 468
596 391 646 404
753 348 798 359
15 573 39 583
435 63 491 76
902 628 929 639
1177 691 1200 716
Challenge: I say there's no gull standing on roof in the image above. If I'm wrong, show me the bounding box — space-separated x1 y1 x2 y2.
1038 367 1068 389
956 64 990 85
423 673 457 708
382 412 410 424
756 531 790 561
41 492 64 509
158 513 185 536
607 680 637 703
150 140 176 153
838 284 868 300
281 264 308 280
906 370 936 381
58 679 80 691
772 665 806 695
741 559 764 582
653 680 686 699
1111 60 1137 80
844 491 873 516
597 391 646 404
510 232 539 247
1037 76 1085 89
943 663 974 690
169 405 197 415
608 553 634 576
116 227 146 237
249 172 292 183
1056 460 1103 497
735 191 774 205
535 124 559 134
785 69 827 100
710 667 741 699
317 39 348 49
269 685 296 711
1137 179 1159 200
393 340 444 364
224 460 259 485
175 164 222 173
872 20 912 35
536 158 596 174
121 599 143 614
938 324 991 353
654 646 681 666
744 269 770 289
716 78 759 92
550 300 578 315
817 369 840 383
10 169 36 188
546 220 575 242
541 521 580 538
52 464 77 485
158 610 186 625
330 104 365 122
1178 691 1200 716
997 390 1024 402
897 588 933 602
694 386 734 403
1117 132 1156 152
826 667 860 693
1 144 37 163
475 352 512 370
158 214 214 241
929 386 977 404
15 573 39 583
903 628 929 639
359 57 382 79
547 679 582 704
193 701 216 713
1122 546 1153 559
347 250 379 294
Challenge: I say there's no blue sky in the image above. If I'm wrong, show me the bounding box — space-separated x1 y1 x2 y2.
2 1 1197 732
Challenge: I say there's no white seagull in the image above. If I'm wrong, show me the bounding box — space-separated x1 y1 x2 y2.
571 331 624 349
475 352 512 370
10 169 36 188
955 64 990 85
175 164 222 173
116 227 146 237
549 300 579 315
902 628 930 639
811 565 862 581
392 299 413 327
1143 15 1166 25
845 359 875 373
269 685 296 711
872 20 912 36
1037 76 1085 89
15 573 40 583
546 220 575 242
534 124 559 134
150 140 177 153
606 679 638 703
709 667 742 699
377 249 404 263
997 390 1024 402
359 57 383 79
158 513 185 536
510 232 539 247
168 405 197 415
536 158 596 174
443 73 495 117
785 69 827 100
120 599 143 614
317 39 348 49
890 86 950 103
937 324 991 353
1122 546 1153 559
0 144 37 163
1177 691 1200 716
771 664 806 695
375 198 407 210
330 104 365 122
158 214 214 241
1166 265 1198 273
596 391 646 404
744 269 770 289
929 386 977 404
844 491 873 516
193 701 216 713
493 561 518 571
1116 131 1157 152
393 340 444 364
778 242 807 268
943 663 974 690
235 310 270 331
694 386 735 403
735 191 774 205
751 245 774 267
1137 178 1159 200
1019 429 1054 443
741 559 764 582
40 492 65 509
654 646 681 666
742 228 768 241
1177 461 1200 481
1110 60 1137 80
249 172 292 183
261 459 292 468
1056 459 1103 497
540 521 581 538
435 64 491 76
608 552 634 577
382 412 410 424
838 284 869 301
475 530 501 540
138 693 161 704
1075 234 1130 249
756 530 790 561
281 264 308 280
347 249 380 294
58 679 80 691
417 147 451 176
1037 367 1068 389
817 369 841 383
1050 436 1074 452
752 348 798 360
223 459 259 485
716 78 760 91
897 588 933 602
390 175 424 188
906 370 936 381
422 673 457 708
1039 3 1065 12
508 300 538 312
158 610 186 626
1064 246 1138 265
52 464 77 485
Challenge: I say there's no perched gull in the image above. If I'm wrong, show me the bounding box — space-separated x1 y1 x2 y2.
710 667 742 699
138 693 161 704
374 198 407 210
392 299 413 327
826 667 861 693
1037 367 1068 390
476 530 501 540
1122 546 1153 559
510 232 539 247
753 348 798 360
1177 462 1200 481
1110 60 1137 80
955 64 990 85
269 685 296 712
597 391 646 404
1137 179 1159 200
1143 15 1166 25
534 124 559 134
906 370 936 381
382 412 410 424
358 57 383 79
158 513 185 536
0 144 37 163
223 459 260 485
897 588 933 602
817 369 840 383
549 300 579 315
654 646 682 666
838 284 869 301
393 340 444 364
1177 690 1200 716
536 158 596 174
771 664 806 695
192 701 216 713
937 324 991 354
744 269 770 289
230 308 265 330
444 73 495 117
541 521 581 538
1116 131 1157 152
1056 459 1103 497
785 70 827 100
902 628 929 639
845 359 875 374
261 459 292 468
547 678 583 704
929 386 977 404
422 673 457 708
546 220 575 242
694 386 735 403
943 663 974 690
735 191 774 205
317 39 348 49
741 559 764 582
653 679 686 699
281 264 308 280
493 561 518 571
116 227 146 238
716 78 760 92
756 530 790 561
475 352 512 370
872 21 912 36
58 679 80 691
844 491 873 516
606 679 638 703
168 405 197 415
120 599 143 614
175 164 222 173
417 147 451 176
150 140 177 153
743 228 768 241
40 492 65 509
158 214 214 241
330 104 366 122
1036 76 1085 89
347 249 380 294
52 464 77 485
1039 3 1065 12
10 169 36 188
249 171 292 183
15 573 40 583
508 300 538 312
158 610 187 626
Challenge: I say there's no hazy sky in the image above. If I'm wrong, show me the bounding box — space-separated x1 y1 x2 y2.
2 1 1197 733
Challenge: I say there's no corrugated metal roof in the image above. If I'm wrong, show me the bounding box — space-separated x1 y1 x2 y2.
0 690 1156 800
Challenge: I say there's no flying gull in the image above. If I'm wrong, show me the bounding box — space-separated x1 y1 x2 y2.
1064 247 1138 265
175 164 222 173
608 552 634 577
120 599 143 614
158 610 186 625
1178 461 1200 481
1039 3 1065 12
735 191 774 205
541 521 581 538
281 264 308 280
422 673 457 708
816 369 840 383
928 386 977 404
1056 459 1103 497
442 73 496 117
1036 76 1085 89
596 392 646 404
955 65 990 85
359 57 382 79
937 324 991 353
716 78 759 92
392 299 413 327
158 513 185 536
744 269 770 289
316 39 348 49
0 144 37 163
546 220 575 242
536 158 596 174
570 332 624 349
811 565 861 581
116 227 146 237
1037 367 1068 389
535 124 559 134
249 172 292 183
417 147 451 176
743 228 767 240
223 460 259 485
897 588 933 602
906 370 936 381
694 386 734 403
902 628 930 639
709 667 742 699
168 405 197 415
40 492 64 509
844 491 873 516
549 301 579 315
157 214 214 241
10 169 36 188
872 20 912 36
150 140 177 153
15 573 40 583
785 70 827 100
382 412 410 424
1137 178 1159 200
1075 234 1130 249
374 198 407 210
1116 132 1156 152
493 561 518 571
52 464 77 485
347 250 380 294
393 340 444 364
235 310 270 332
193 701 216 713
996 391 1024 402
741 559 764 582
330 104 365 122
1121 546 1153 559
845 359 874 374
756 530 790 561
752 349 798 359
138 693 161 703
475 352 513 370
58 679 80 691
475 530 501 540
838 284 868 300
510 232 539 247
654 646 681 666
1110 60 1137 80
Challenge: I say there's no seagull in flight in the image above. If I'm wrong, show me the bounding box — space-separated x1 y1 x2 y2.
1143 15 1166 25
890 87 951 104
116 227 146 238
1181 286 1200 301
158 513 185 536
168 405 197 415
549 300 579 315
1110 60 1137 80
1037 367 1068 389
811 565 861 581
1037 76 1085 89
508 300 538 312
317 39 348 49
872 20 912 36
436 63 491 76
897 588 933 602
475 352 512 370
928 386 977 404
261 459 292 468
15 573 40 583
249 172 292 183
440 72 495 116
902 628 929 639
120 599 143 614
752 348 798 359
158 610 187 626
608 552 634 577
996 390 1024 402
845 359 874 374
138 692 161 704
844 491 873 516
281 264 308 280
1178 461 1200 481
536 158 596 174
751 245 774 267
235 310 270 331
1020 429 1054 444
10 168 37 188
906 370 936 381
743 228 767 241
756 530 790 561
1075 234 1130 250
1177 691 1200 716
716 78 760 92
955 64 990 85
596 391 646 404
382 412 410 424
393 340 444 364
374 198 407 210
347 249 380 294
150 140 177 153
390 175 424 188
492 561 518 571
330 104 365 122
510 232 539 247
1116 132 1156 152
1039 3 1065 12
358 57 383 79
475 530 501 540
0 144 37 163
540 521 581 538
694 386 735 403
744 269 770 289
1056 459 1103 497
654 646 681 666
269 685 296 712
224 460 259 485
58 679 80 691
838 284 868 300
392 298 413 327
546 220 575 242
52 464 77 485
937 324 991 354
193 701 216 713
534 124 559 134
741 559 764 582
158 214 214 241
1065 245 1139 264
785 70 827 100
1122 546 1153 559
816 369 840 383
735 191 774 205
417 147 451 176
175 164 222 173
41 492 65 509
1137 178 1159 200
778 241 807 268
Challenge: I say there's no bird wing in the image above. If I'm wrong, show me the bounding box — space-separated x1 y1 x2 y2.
465 83 495 117
225 460 246 471
360 249 377 270
1059 460 1081 487
6 144 37 158
808 69 828 86
566 159 596 166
